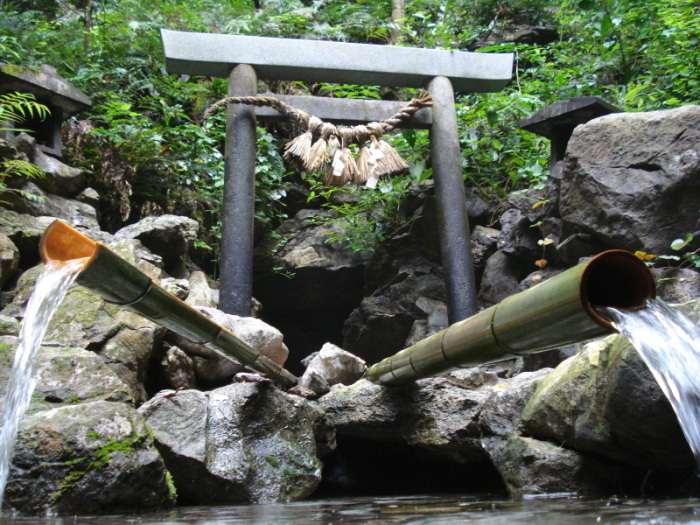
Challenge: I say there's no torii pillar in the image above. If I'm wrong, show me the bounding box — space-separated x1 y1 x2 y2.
161 29 513 324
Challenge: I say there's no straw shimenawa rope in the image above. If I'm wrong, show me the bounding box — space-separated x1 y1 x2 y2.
203 91 433 187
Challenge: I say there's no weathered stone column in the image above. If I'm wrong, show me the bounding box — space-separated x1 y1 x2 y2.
428 76 478 323
219 64 257 316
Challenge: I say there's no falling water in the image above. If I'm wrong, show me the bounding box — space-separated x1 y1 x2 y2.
0 259 84 510
603 298 700 467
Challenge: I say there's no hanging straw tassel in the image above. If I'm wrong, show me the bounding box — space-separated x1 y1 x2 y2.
365 135 385 189
354 129 371 185
326 128 357 186
284 116 323 168
202 91 433 186
307 123 336 172
324 134 342 185
364 122 409 180
375 137 409 176
325 134 358 186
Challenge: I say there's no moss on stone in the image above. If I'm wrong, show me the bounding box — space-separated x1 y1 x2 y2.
164 471 177 501
0 342 12 361
264 456 280 468
55 433 149 500
1 64 41 77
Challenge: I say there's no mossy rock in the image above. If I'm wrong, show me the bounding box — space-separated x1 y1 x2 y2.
4 401 175 514
520 303 696 473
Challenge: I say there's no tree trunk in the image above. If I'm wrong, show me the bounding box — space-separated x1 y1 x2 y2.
390 0 405 44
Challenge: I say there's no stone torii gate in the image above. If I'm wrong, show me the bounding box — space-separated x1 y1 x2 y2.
161 29 513 324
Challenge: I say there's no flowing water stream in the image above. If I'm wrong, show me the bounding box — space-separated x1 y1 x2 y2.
0 260 85 510
603 299 700 468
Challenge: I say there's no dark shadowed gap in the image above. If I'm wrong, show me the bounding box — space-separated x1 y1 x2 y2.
261 306 357 375
314 435 507 498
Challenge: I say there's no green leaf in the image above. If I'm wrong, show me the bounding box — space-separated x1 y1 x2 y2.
486 111 499 126
671 233 694 251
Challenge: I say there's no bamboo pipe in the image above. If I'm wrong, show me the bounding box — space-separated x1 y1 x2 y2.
364 250 656 386
39 220 298 388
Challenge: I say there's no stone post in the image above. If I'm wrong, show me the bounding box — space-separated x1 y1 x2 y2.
428 76 478 323
219 64 258 316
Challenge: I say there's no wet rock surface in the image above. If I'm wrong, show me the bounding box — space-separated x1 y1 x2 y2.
521 334 696 472
138 382 330 505
6 401 174 514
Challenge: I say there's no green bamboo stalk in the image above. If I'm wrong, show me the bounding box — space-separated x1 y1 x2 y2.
40 220 298 388
365 250 656 386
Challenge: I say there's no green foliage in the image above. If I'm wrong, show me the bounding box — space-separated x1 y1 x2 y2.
223 0 392 43
306 172 415 253
401 0 554 49
315 83 382 100
670 233 700 269
254 130 288 223
457 86 550 195
2 0 698 258
0 91 50 131
555 0 700 108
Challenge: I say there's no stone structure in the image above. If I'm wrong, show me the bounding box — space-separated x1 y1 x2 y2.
161 29 514 324
0 64 91 157
519 97 621 170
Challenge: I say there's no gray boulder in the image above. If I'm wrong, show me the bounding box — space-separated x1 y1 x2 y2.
0 316 19 336
497 208 540 263
319 378 404 441
507 182 560 223
1 344 134 416
399 371 497 462
342 273 446 364
654 267 700 304
2 181 99 230
115 214 199 265
97 312 164 404
479 369 551 437
138 382 328 504
161 346 197 390
31 147 86 197
521 333 695 472
477 251 527 307
299 343 367 395
470 225 500 276
0 209 64 267
404 297 449 346
171 308 289 386
253 209 372 312
320 368 546 463
75 187 100 210
185 270 218 308
560 105 700 253
0 231 19 288
5 401 175 514
485 435 642 498
6 133 34 162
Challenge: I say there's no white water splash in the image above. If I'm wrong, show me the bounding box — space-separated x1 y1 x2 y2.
0 260 84 510
603 299 700 467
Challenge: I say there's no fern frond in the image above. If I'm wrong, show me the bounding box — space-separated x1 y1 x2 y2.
1 159 45 180
0 92 51 129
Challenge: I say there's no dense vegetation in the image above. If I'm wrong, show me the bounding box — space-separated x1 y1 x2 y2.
1 0 698 264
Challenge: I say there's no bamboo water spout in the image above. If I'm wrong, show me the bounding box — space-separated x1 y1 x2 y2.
39 220 298 388
364 250 656 386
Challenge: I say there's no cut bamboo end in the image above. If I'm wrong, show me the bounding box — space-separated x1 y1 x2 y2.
580 249 657 329
39 220 97 264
